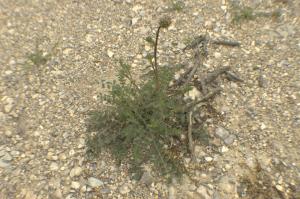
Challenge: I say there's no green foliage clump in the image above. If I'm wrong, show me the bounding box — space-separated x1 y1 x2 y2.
232 6 255 23
170 0 185 12
28 48 50 67
231 4 282 24
24 41 59 71
87 18 192 180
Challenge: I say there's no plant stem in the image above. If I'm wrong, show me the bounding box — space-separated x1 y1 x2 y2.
154 26 161 91
188 112 196 162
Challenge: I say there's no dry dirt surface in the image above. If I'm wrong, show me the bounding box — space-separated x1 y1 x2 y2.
0 0 300 198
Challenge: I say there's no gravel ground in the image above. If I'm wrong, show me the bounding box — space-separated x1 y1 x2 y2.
0 0 299 198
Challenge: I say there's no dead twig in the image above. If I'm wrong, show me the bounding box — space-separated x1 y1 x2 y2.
193 66 230 93
188 112 196 162
183 49 205 86
211 39 241 47
225 71 244 82
186 88 222 111
183 35 206 51
257 70 267 88
172 67 193 87
172 42 207 88
204 67 231 84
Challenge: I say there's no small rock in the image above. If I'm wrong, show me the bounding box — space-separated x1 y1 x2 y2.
224 134 236 145
204 21 214 29
224 164 232 170
70 167 82 178
71 181 81 189
24 190 37 199
257 153 272 169
195 145 206 158
100 187 111 194
185 86 201 101
0 160 11 168
276 24 295 38
168 186 176 199
50 162 59 171
215 127 230 140
197 185 212 199
177 42 186 50
5 130 12 137
80 185 87 193
260 123 266 130
3 97 14 113
85 34 93 43
10 150 20 157
258 74 267 88
59 153 67 160
212 191 222 199
218 176 236 194
107 50 114 58
140 171 154 186
77 138 85 149
131 17 139 26
220 146 229 153
88 177 103 188
63 48 72 56
195 16 204 24
205 157 213 162
214 52 222 59
52 189 63 199
275 184 284 192
4 70 13 76
1 152 12 161
0 150 5 157
245 156 257 170
119 184 130 195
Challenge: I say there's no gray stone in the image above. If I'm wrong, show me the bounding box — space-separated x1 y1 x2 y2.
205 157 213 162
168 186 176 199
88 177 103 188
139 171 154 186
275 184 284 192
100 187 111 194
107 50 114 58
276 24 295 38
212 191 222 199
177 42 186 50
1 152 12 161
4 97 14 113
0 150 5 157
71 181 80 189
119 183 130 195
70 167 82 178
10 150 20 157
0 160 11 168
131 17 139 26
197 185 212 199
50 162 59 171
224 134 236 145
52 189 63 199
215 127 230 140
195 16 204 24
218 176 237 194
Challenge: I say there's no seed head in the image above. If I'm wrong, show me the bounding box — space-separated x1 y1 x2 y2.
159 16 172 29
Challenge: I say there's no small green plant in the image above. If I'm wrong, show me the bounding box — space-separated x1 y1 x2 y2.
170 0 185 12
24 41 58 70
231 3 281 24
232 6 255 23
28 49 50 67
87 17 194 180
27 43 51 67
